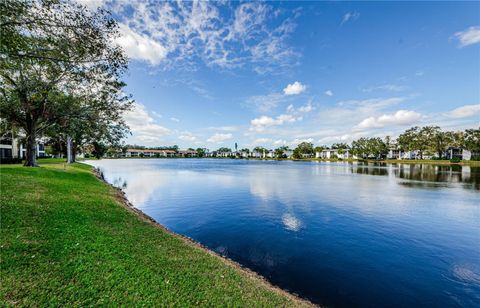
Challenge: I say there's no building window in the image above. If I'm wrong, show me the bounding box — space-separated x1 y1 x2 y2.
0 148 12 158
0 138 13 145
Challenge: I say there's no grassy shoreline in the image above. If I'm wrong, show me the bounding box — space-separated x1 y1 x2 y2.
0 161 313 306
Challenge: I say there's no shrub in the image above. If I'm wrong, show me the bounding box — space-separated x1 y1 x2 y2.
471 155 480 161
450 157 461 163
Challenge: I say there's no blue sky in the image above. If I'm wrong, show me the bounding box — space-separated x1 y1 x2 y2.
80 0 480 149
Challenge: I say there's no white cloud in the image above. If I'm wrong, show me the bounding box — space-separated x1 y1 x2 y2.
447 104 480 118
298 102 314 113
115 23 168 65
109 1 299 73
247 82 307 112
283 81 306 95
123 103 170 143
250 114 302 132
341 11 360 25
325 90 333 96
207 133 233 143
170 117 180 122
356 110 422 129
454 26 480 47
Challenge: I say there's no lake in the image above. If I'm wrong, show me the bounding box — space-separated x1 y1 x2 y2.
86 159 480 307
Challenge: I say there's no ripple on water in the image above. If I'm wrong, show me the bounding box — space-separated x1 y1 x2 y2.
282 213 302 232
451 263 480 285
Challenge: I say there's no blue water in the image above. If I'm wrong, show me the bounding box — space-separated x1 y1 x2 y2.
86 159 480 307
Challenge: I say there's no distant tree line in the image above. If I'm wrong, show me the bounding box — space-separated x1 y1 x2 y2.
219 126 480 161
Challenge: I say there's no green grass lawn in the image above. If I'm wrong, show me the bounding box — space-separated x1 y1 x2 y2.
0 161 311 307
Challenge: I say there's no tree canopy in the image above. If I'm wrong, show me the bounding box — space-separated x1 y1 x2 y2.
0 0 132 166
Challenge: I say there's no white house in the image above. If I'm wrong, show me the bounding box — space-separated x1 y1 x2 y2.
284 150 294 158
250 151 263 158
0 135 46 160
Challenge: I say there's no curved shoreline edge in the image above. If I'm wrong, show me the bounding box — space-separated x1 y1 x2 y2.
91 165 317 307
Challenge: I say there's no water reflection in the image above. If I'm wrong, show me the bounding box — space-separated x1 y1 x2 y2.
282 213 302 231
349 163 480 190
85 159 480 308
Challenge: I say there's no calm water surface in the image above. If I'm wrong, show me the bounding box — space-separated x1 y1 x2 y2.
86 159 480 307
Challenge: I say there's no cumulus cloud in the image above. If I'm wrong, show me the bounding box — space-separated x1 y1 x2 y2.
207 133 233 143
108 1 299 73
454 26 480 47
123 103 170 143
341 11 360 25
170 117 180 122
447 104 480 118
115 23 168 65
325 90 333 96
250 114 302 132
283 81 306 95
356 110 422 129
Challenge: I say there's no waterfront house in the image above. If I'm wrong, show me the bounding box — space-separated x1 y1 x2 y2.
444 147 478 160
177 150 198 157
461 149 477 160
301 153 314 158
240 150 250 158
250 151 263 158
125 148 176 157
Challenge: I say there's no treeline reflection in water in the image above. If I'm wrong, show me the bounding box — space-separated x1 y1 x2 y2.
349 162 480 190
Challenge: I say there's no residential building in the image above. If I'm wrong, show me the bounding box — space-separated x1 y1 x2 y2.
125 148 176 157
0 135 45 159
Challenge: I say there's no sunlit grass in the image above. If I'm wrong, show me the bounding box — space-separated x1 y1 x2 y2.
0 162 309 306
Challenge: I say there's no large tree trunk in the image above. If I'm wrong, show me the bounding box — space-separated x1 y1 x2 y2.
72 142 77 163
66 135 73 163
24 118 38 167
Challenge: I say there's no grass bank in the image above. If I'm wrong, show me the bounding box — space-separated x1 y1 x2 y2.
0 161 312 307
